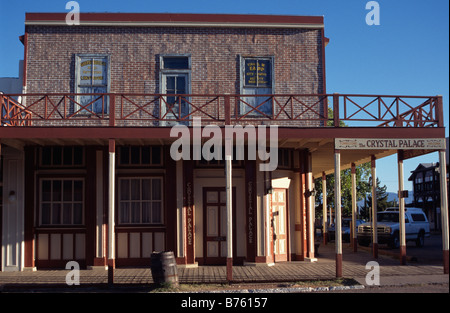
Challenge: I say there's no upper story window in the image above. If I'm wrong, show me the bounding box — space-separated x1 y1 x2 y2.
75 54 110 114
159 55 191 123
240 56 274 116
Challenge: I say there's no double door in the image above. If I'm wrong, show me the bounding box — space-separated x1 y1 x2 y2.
203 187 235 265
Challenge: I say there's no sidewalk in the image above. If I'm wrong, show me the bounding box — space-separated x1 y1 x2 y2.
0 240 447 291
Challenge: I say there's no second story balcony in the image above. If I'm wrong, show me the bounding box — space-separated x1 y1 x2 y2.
1 92 444 131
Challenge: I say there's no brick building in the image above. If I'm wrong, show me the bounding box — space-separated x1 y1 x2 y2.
1 13 448 278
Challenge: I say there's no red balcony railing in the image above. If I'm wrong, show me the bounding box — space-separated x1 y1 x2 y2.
0 93 443 128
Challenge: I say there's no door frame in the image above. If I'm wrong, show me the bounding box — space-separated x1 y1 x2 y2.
202 187 237 265
270 188 290 262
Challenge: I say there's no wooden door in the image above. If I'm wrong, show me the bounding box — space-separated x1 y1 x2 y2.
272 189 288 262
203 188 235 265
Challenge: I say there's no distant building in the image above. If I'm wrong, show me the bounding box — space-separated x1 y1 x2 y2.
408 163 441 230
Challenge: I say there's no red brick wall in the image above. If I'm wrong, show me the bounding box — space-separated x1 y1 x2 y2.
25 25 325 126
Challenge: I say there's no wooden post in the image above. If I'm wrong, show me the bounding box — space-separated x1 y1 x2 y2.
108 139 116 285
439 150 449 274
398 150 407 265
371 155 378 259
225 136 233 282
334 149 342 277
306 152 315 260
333 93 340 127
322 172 328 245
351 163 357 252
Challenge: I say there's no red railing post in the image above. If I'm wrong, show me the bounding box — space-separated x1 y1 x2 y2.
436 95 444 128
109 94 115 127
333 93 340 127
224 94 231 125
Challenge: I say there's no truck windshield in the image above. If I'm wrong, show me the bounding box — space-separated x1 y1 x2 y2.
377 213 399 223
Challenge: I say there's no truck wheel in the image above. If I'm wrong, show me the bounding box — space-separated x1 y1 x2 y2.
416 231 425 247
389 232 400 249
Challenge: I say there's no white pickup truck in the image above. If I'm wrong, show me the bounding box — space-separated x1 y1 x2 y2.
357 207 430 249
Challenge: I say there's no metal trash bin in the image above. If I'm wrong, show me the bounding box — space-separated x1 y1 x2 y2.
150 251 179 287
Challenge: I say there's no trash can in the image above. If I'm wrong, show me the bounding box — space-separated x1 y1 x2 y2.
150 251 179 288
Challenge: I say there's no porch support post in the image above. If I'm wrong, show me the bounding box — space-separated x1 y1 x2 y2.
351 163 357 252
107 139 116 285
334 148 342 278
398 150 407 265
225 136 233 282
322 172 328 245
371 155 378 258
439 149 449 274
306 152 315 260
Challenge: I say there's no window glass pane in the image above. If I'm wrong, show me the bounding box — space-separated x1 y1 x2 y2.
79 58 93 86
257 59 271 87
166 76 175 91
63 147 73 165
92 58 107 85
130 179 140 200
142 179 151 200
63 180 73 201
42 147 52 166
177 76 186 94
152 202 162 223
142 146 151 164
53 147 62 165
163 57 189 69
120 179 130 200
42 180 51 201
41 203 51 225
244 59 257 86
131 202 140 223
151 147 161 164
53 180 62 201
120 202 130 223
73 180 83 201
152 179 162 201
142 202 151 223
63 203 72 224
73 203 83 224
73 147 83 165
131 146 140 164
120 147 130 165
52 203 61 224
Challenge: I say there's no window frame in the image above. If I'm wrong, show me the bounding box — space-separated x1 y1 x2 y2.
118 146 164 167
239 55 275 116
117 176 164 225
39 146 84 168
159 54 191 123
39 177 85 227
74 54 111 115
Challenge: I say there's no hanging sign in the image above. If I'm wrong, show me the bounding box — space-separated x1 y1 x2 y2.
335 138 446 150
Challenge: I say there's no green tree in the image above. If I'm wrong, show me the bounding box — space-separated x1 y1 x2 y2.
315 162 371 218
356 177 391 220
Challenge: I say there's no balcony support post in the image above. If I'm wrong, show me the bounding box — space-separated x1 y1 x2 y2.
334 148 342 278
439 149 449 274
107 139 116 285
398 150 407 265
322 172 328 245
351 163 357 252
371 155 378 259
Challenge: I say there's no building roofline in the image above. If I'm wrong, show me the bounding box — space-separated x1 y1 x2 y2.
24 12 324 28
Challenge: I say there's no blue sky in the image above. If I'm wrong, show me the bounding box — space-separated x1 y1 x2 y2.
0 0 448 193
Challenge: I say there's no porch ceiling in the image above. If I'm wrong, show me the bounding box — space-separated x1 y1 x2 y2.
2 133 440 179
